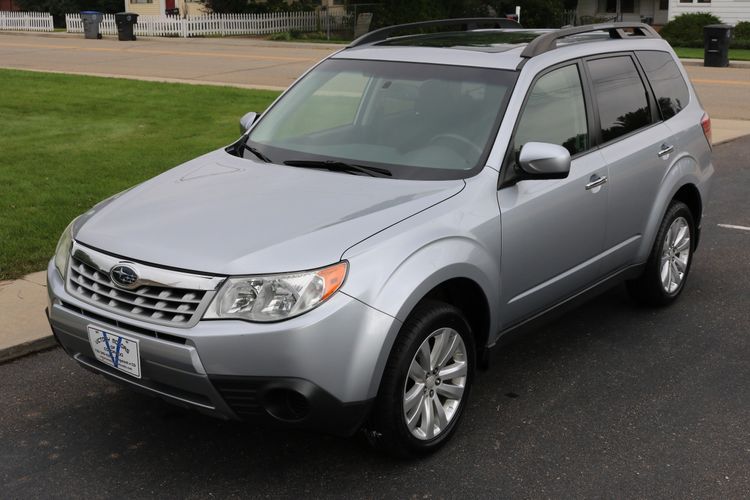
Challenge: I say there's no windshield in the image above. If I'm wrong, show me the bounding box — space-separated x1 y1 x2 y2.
246 59 517 180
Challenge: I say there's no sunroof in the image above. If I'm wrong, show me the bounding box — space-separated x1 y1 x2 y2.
378 30 544 52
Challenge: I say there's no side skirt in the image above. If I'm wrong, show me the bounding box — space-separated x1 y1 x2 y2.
487 263 645 354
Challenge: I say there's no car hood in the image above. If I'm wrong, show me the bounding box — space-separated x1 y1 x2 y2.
75 150 464 275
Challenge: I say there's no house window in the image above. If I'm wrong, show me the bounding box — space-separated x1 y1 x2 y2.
130 0 153 3
659 0 668 9
598 0 639 13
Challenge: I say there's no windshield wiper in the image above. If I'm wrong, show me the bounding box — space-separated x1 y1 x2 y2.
241 143 272 163
284 160 392 178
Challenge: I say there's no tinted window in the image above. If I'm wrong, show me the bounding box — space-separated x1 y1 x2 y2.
588 56 651 143
514 65 589 156
637 51 689 120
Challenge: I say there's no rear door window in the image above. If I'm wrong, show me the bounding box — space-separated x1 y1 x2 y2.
587 56 652 143
636 50 690 120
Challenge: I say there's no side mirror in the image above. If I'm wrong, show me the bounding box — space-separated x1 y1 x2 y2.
239 112 259 135
518 142 571 180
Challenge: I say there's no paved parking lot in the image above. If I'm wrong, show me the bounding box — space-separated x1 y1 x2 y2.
2 136 748 498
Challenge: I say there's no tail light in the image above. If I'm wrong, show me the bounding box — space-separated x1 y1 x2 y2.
701 113 712 149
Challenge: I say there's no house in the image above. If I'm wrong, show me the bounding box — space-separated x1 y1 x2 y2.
669 0 748 24
122 0 342 18
0 0 18 11
124 0 210 17
576 0 749 26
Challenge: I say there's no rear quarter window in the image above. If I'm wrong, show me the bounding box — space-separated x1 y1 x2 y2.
636 51 690 120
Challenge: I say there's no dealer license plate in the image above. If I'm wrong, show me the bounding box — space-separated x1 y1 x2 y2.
87 326 141 378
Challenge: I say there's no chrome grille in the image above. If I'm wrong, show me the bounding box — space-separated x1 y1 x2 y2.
66 242 224 328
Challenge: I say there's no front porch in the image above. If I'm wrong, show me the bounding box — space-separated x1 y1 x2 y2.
576 0 669 26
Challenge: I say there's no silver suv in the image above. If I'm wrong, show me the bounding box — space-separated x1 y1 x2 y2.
48 20 714 456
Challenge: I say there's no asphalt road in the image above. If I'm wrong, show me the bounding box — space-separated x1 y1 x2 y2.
0 33 749 120
2 137 749 498
685 64 750 121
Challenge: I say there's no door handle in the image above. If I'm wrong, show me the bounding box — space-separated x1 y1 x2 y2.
657 144 674 158
585 175 608 191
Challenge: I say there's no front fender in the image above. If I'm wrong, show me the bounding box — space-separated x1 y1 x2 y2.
343 236 501 399
339 169 503 398
347 236 501 326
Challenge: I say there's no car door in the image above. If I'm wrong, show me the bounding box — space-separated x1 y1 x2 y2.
584 54 676 274
497 62 608 327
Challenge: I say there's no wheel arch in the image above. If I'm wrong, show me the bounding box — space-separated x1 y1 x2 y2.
419 277 491 361
352 238 501 399
672 183 703 249
637 152 705 261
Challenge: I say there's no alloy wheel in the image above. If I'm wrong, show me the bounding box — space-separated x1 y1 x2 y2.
660 216 691 294
402 327 468 440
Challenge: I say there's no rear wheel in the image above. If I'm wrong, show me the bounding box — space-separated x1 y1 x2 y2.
366 301 475 457
627 201 695 306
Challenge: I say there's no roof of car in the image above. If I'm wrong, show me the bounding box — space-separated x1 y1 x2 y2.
332 21 670 71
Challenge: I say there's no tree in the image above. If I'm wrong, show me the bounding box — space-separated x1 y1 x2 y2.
205 0 316 15
16 0 123 27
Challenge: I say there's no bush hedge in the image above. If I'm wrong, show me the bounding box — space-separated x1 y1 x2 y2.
661 13 750 49
734 21 750 49
660 12 721 48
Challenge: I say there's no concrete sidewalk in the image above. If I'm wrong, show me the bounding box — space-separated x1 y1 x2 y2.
0 272 56 362
2 121 750 363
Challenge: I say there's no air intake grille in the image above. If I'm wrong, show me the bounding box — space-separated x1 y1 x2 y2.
211 379 263 419
68 256 208 327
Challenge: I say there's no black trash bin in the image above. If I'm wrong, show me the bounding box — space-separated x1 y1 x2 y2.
115 12 138 41
704 24 733 67
80 11 103 39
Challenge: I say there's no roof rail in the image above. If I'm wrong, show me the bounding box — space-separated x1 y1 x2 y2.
520 22 660 58
349 17 523 48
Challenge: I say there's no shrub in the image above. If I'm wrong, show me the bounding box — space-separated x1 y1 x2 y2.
660 12 721 48
734 21 750 39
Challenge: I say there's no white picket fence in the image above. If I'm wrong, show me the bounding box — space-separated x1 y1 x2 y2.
0 11 54 32
65 11 352 38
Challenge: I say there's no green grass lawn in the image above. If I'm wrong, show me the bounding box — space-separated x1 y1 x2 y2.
0 69 280 281
674 47 750 61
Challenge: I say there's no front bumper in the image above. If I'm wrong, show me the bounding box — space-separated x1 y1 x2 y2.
47 260 399 435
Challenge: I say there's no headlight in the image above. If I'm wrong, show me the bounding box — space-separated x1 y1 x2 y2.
204 261 348 322
54 219 76 279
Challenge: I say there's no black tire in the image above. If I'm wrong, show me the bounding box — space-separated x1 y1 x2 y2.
365 300 475 457
627 201 695 306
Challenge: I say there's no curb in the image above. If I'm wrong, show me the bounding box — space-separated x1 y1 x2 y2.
0 29 345 50
713 132 750 146
0 335 57 364
680 58 750 68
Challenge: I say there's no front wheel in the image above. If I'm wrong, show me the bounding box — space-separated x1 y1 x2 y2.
627 201 695 306
366 301 475 457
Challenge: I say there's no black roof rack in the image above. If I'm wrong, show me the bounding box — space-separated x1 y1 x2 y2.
349 17 523 48
520 22 660 58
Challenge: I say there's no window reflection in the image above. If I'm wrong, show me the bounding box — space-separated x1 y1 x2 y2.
588 56 652 143
514 65 589 156
637 51 689 120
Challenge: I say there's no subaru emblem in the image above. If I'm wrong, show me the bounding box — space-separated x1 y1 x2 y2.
110 264 139 289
